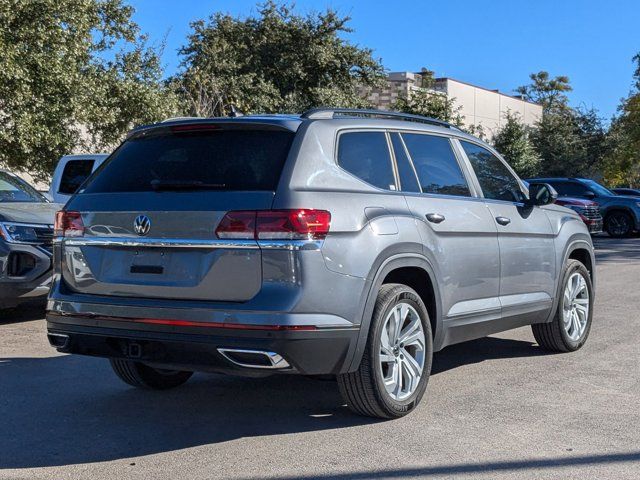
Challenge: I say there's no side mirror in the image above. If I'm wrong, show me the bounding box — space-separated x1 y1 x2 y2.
526 182 557 206
583 191 596 199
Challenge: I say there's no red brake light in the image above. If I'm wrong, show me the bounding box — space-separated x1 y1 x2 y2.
215 209 331 240
54 211 84 237
215 211 256 239
257 210 331 240
170 124 221 133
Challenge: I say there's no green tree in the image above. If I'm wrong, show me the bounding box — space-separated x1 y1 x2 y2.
492 111 540 177
392 67 466 128
0 0 178 181
175 1 385 116
530 107 608 178
603 54 640 187
516 71 572 113
393 88 465 127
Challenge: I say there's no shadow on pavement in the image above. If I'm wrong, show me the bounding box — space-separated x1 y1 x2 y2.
0 303 46 324
0 336 545 469
243 451 640 479
593 235 640 263
432 336 546 375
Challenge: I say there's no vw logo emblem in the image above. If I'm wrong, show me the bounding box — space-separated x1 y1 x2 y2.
133 215 151 236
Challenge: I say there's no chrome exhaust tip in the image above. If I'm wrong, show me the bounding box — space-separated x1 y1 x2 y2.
47 333 70 350
217 348 290 369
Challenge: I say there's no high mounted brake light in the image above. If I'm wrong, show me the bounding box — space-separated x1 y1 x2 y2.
215 209 331 241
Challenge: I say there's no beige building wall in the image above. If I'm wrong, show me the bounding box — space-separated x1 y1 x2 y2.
437 78 542 137
362 72 543 139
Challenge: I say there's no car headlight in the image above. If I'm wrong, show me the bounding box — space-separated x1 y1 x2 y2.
0 222 40 243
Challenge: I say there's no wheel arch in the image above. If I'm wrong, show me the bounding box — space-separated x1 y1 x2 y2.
544 237 596 324
346 253 443 372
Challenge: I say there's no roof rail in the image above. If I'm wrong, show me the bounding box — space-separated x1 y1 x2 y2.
300 108 461 130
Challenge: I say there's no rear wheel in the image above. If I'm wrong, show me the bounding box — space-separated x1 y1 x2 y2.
532 259 593 352
338 284 433 419
110 359 193 390
605 211 633 237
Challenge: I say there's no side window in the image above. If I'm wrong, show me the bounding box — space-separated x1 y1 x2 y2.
337 132 396 190
460 141 524 203
401 133 471 197
389 133 420 193
552 182 590 197
59 160 95 195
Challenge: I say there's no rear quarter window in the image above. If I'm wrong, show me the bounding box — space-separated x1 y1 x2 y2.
337 131 396 190
81 128 294 193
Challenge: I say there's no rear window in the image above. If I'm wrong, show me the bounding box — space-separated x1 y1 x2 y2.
59 159 95 194
82 128 294 193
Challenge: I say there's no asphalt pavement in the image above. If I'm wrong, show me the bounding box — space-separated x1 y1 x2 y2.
1 236 639 479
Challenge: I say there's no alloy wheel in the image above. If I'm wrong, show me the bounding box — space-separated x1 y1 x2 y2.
607 213 631 236
562 272 590 342
379 302 426 401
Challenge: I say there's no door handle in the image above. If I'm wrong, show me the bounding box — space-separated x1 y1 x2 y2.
496 216 511 226
426 213 446 224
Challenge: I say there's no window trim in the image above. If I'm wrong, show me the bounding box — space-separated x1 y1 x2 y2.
389 130 478 199
455 138 528 206
334 128 401 193
387 132 421 193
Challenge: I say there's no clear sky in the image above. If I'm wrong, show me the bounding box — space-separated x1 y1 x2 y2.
128 0 640 119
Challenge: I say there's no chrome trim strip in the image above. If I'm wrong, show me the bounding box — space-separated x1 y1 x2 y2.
61 237 324 250
63 236 259 249
217 348 290 369
257 239 323 250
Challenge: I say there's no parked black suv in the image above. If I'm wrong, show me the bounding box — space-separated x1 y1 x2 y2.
527 177 640 237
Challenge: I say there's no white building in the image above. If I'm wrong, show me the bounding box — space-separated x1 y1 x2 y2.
360 72 543 138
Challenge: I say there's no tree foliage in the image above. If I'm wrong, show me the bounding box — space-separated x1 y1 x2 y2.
492 111 540 177
393 89 465 127
529 107 608 178
603 54 640 187
516 71 572 113
0 0 178 180
175 1 385 116
515 71 609 179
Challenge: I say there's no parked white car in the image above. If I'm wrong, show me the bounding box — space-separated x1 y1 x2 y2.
48 154 109 204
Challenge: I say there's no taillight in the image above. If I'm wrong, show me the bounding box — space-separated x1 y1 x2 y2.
215 209 331 240
54 211 84 237
214 211 256 239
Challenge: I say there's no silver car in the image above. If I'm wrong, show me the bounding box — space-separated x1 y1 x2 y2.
0 170 61 308
46 109 595 419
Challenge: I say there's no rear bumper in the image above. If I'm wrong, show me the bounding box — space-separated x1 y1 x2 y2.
46 311 360 376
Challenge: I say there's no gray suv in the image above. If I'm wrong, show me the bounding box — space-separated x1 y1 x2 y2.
47 109 595 419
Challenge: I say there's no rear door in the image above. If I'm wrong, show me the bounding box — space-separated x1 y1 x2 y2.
458 140 556 321
393 132 502 337
61 123 295 302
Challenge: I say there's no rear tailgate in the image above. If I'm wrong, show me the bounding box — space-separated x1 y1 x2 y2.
59 123 295 302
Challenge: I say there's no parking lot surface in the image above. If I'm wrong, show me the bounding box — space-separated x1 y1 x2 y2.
1 237 639 479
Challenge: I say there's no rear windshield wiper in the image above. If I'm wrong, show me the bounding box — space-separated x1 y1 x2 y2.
150 180 228 191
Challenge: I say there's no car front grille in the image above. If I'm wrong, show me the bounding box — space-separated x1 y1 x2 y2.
582 205 601 220
33 225 54 253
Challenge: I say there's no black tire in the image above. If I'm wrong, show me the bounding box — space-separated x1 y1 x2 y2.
605 211 633 237
337 283 433 419
532 259 593 352
110 359 193 390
